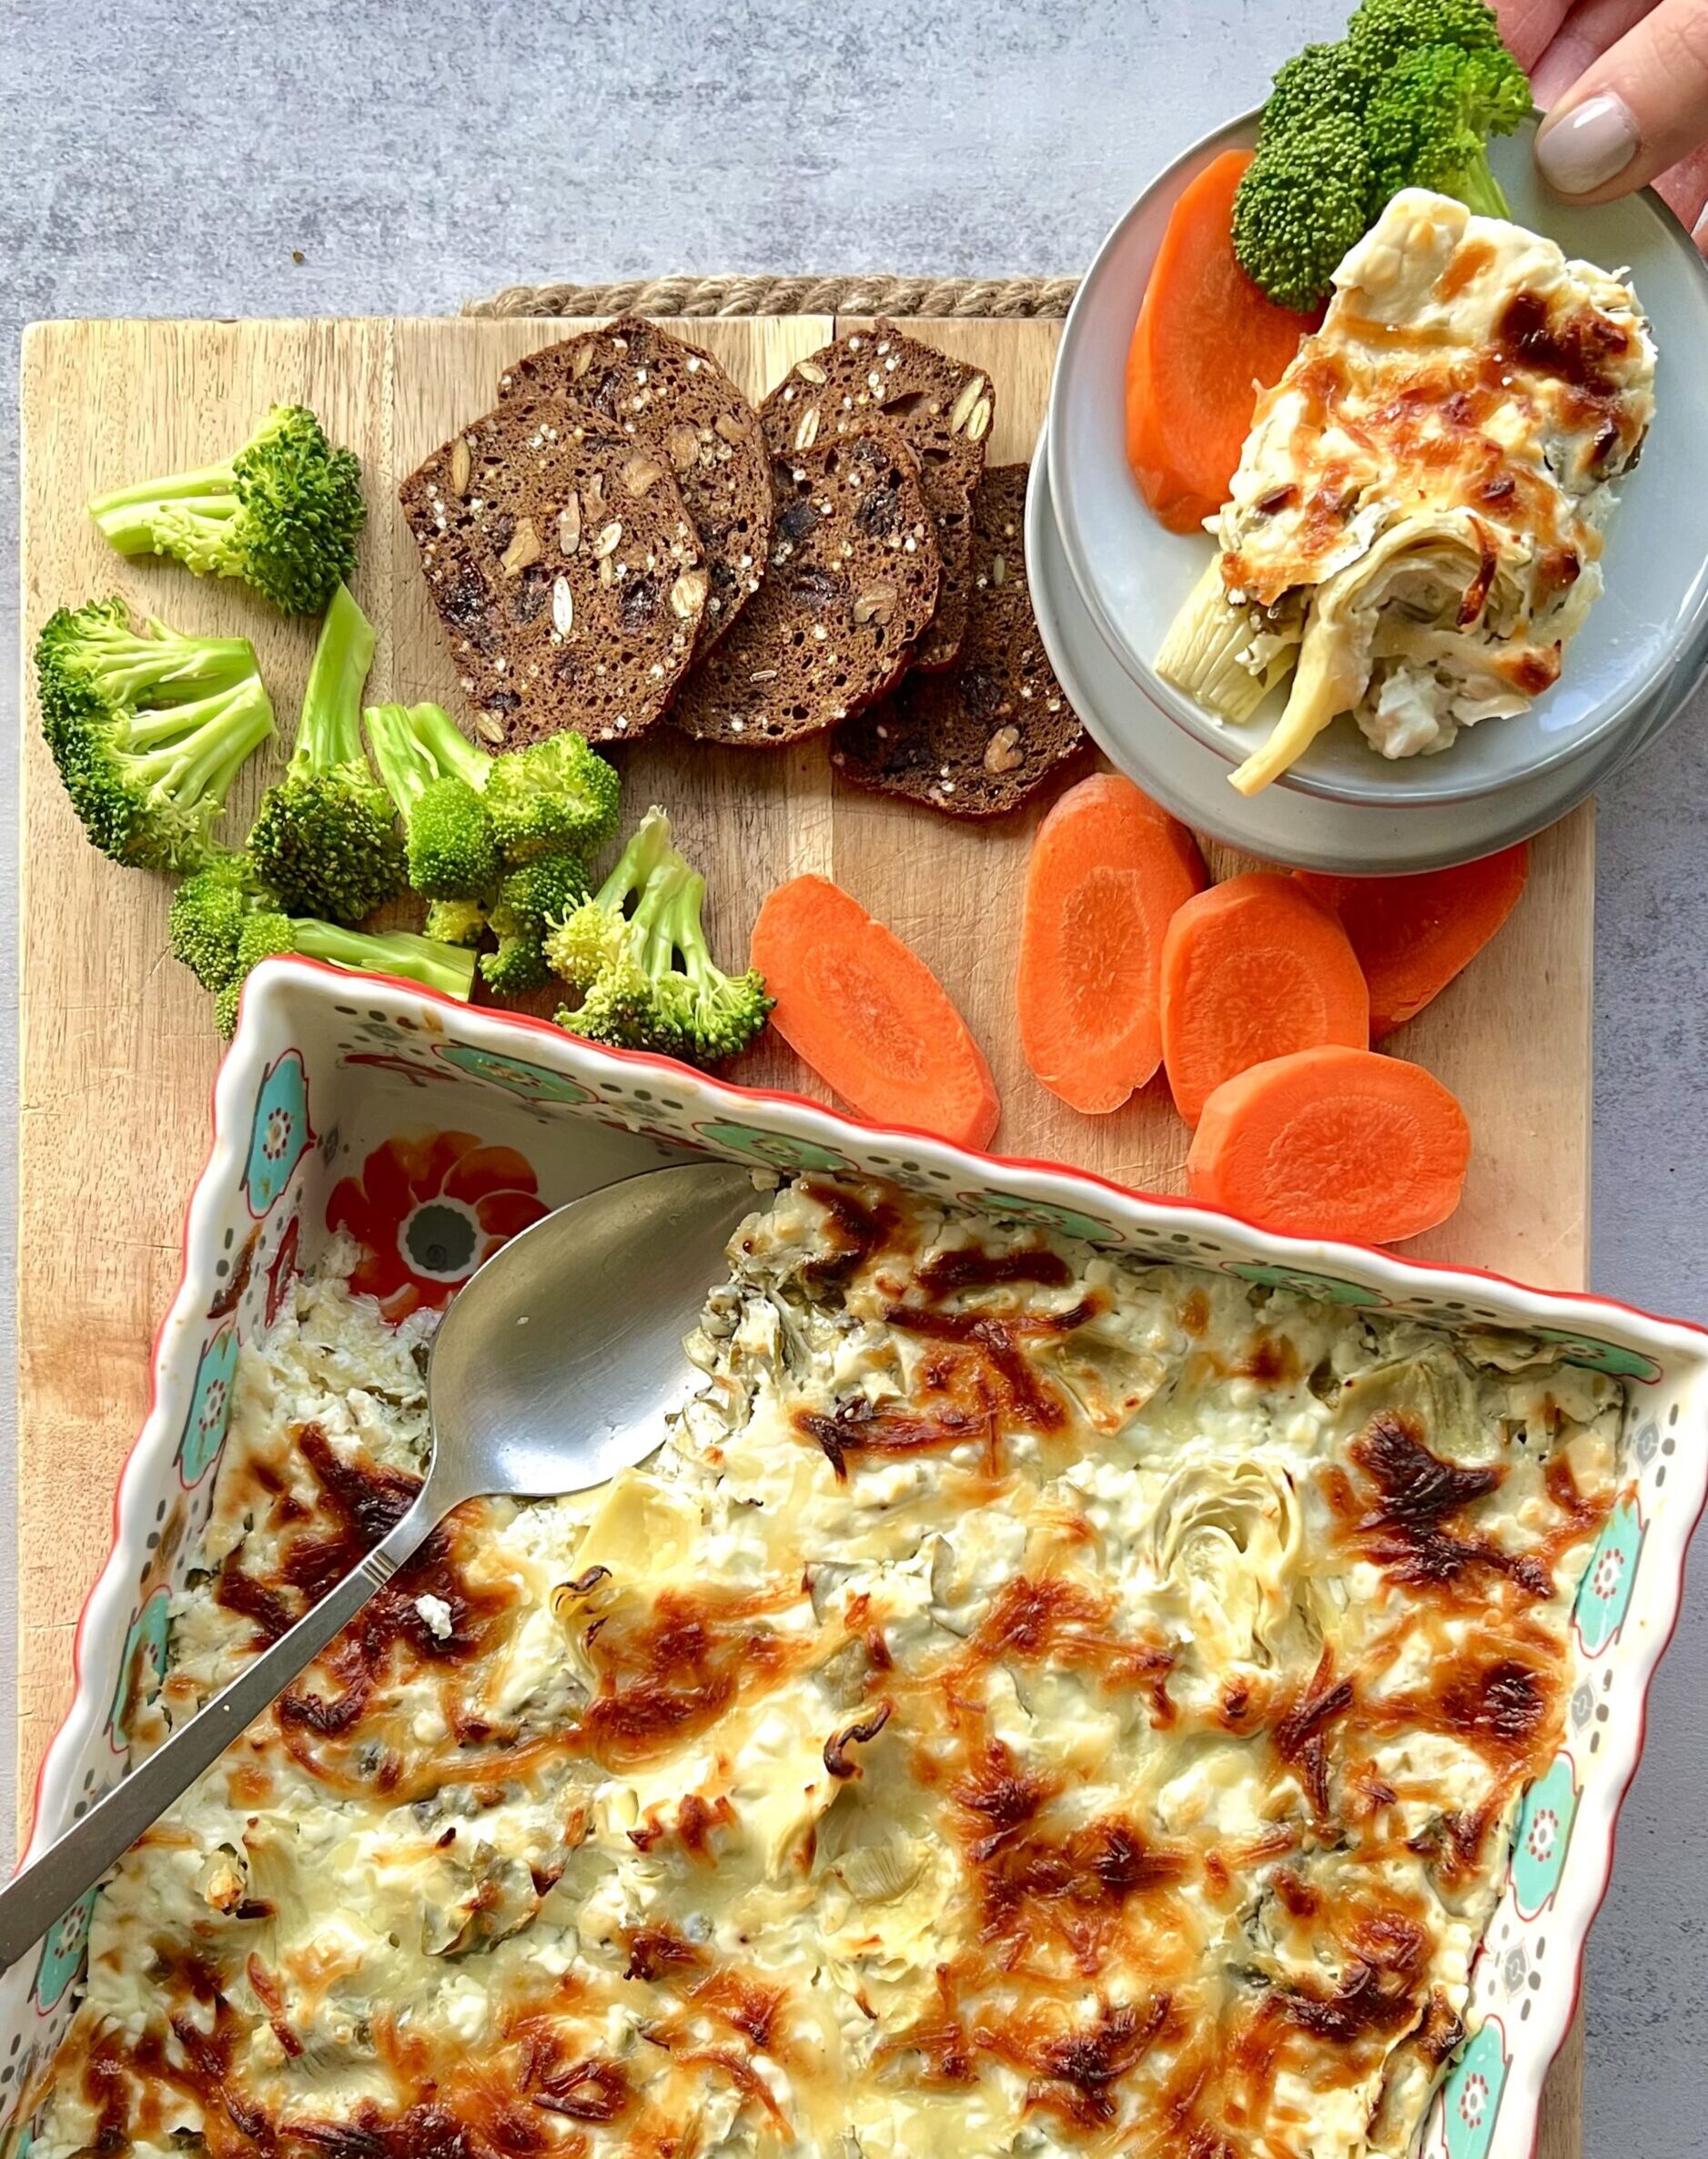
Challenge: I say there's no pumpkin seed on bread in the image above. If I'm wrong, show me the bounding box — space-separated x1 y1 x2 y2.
672 422 941 748
831 464 1086 816
761 322 991 671
400 400 706 749
497 318 770 655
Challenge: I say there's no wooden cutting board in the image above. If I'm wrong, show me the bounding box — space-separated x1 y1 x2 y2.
17 315 1592 2149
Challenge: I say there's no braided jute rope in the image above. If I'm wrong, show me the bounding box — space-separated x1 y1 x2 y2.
462 271 1079 320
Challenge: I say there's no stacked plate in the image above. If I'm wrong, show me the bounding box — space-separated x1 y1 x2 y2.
1034 113 1708 874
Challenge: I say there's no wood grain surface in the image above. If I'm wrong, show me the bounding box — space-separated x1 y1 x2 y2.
17 315 1591 2152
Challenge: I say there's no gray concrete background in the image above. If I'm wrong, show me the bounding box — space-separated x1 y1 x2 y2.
5 0 1706 2144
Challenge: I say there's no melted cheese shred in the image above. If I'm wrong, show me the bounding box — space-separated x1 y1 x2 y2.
33 1185 1623 2159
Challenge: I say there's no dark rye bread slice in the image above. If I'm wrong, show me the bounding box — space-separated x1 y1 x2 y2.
672 423 941 748
761 322 992 672
400 400 707 748
830 464 1087 817
497 318 770 656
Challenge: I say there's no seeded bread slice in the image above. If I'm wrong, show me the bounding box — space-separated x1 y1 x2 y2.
400 400 707 748
761 322 992 672
830 465 1087 817
672 424 941 748
497 319 770 656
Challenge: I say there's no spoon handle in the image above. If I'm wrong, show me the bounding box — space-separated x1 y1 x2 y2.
0 1488 442 1974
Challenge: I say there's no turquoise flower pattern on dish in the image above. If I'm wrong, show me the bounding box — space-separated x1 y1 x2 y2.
965 1191 1121 1246
106 1587 172 1749
1226 1261 1388 1308
433 1042 598 1105
176 1323 239 1488
1442 2021 1507 2159
697 1123 858 1176
1573 1496 1643 1655
243 1050 314 1218
1529 1326 1662 1384
1511 1753 1578 1919
31 1889 97 2013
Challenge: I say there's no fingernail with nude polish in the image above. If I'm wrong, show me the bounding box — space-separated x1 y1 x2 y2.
1537 93 1640 195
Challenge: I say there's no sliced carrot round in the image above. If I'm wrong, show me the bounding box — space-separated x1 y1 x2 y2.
1160 871 1369 1125
1294 844 1530 1039
1016 773 1207 1115
751 875 999 1150
1125 148 1314 533
1187 1046 1471 1245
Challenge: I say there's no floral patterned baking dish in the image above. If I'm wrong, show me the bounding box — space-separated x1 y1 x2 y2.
5 954 1704 2159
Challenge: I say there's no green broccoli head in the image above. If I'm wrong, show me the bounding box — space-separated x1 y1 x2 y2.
1234 112 1374 313
215 909 478 1039
1347 0 1509 74
87 405 365 617
36 599 276 873
168 852 276 988
406 775 501 900
1261 41 1370 136
247 583 404 923
478 852 591 998
479 901 554 995
482 733 622 865
1364 40 1530 219
423 897 490 948
546 807 772 1069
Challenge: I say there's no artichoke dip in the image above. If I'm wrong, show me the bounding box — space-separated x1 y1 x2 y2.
1157 188 1655 794
33 1175 1622 2159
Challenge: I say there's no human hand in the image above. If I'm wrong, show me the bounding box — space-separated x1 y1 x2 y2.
1500 0 1708 237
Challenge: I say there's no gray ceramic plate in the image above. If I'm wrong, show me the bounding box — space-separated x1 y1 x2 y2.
1047 110 1708 809
1026 429 1690 873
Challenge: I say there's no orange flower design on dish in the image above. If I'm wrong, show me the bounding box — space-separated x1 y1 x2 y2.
328 1130 548 1321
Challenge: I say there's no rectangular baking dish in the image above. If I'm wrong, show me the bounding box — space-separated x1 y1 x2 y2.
5 955 1703 2159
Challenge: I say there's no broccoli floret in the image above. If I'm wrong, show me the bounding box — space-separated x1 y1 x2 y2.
482 733 622 864
478 850 591 998
215 910 478 1039
424 897 490 948
1260 41 1370 136
1364 40 1529 219
1347 0 1509 75
544 806 772 1068
247 583 404 924
365 700 502 900
167 851 276 988
87 405 365 617
1234 112 1374 314
35 598 276 873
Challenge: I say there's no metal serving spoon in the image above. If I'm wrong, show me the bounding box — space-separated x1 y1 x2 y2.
0 1160 759 1971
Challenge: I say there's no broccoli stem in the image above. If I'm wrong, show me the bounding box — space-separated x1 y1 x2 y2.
125 683 276 797
88 465 241 554
292 583 375 771
1449 151 1511 220
663 869 714 987
82 622 258 704
366 700 490 811
594 806 682 916
289 920 478 1001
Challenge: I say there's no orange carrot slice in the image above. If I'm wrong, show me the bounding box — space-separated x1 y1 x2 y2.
751 875 999 1149
1016 773 1208 1115
1160 871 1369 1125
1294 845 1530 1039
1125 148 1314 534
1187 1045 1471 1244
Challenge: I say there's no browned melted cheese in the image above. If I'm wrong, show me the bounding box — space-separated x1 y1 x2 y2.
32 1177 1624 2159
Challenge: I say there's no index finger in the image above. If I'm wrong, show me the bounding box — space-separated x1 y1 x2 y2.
1495 0 1576 69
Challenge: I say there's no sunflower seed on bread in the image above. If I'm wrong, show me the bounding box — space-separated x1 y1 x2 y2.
672 422 941 748
497 318 770 656
761 322 991 671
830 464 1087 816
401 399 705 748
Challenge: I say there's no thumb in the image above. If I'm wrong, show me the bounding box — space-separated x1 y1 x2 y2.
1535 0 1708 199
